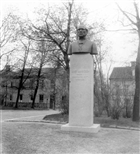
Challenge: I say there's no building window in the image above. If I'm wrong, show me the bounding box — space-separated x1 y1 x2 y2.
39 94 44 103
19 94 23 102
40 80 44 89
30 79 34 89
11 82 13 88
30 95 33 101
10 94 13 101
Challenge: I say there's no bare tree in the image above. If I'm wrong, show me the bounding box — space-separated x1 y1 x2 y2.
0 13 15 48
0 13 18 69
31 39 51 108
14 40 32 108
13 1 107 111
116 1 140 121
110 84 123 120
93 35 111 116
19 1 74 111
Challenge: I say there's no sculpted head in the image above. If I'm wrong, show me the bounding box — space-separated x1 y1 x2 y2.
77 25 88 39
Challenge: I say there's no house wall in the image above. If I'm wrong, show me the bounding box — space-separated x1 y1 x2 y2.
8 90 49 103
55 78 63 109
7 78 51 107
110 79 135 95
0 70 66 109
110 79 135 107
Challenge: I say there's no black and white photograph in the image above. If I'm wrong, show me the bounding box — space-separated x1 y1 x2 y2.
0 0 139 153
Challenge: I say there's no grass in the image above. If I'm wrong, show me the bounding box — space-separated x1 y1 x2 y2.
43 113 140 128
3 122 139 154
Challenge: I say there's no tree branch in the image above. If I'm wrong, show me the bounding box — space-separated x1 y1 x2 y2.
116 3 137 26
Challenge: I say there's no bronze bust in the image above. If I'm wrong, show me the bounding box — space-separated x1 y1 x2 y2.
68 25 97 55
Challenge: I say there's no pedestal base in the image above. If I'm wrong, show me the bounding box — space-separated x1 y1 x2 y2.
61 124 100 133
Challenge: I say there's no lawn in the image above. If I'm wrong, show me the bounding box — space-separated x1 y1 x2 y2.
43 113 140 128
2 122 139 154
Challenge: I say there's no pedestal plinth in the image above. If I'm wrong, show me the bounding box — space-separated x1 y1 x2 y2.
61 54 100 133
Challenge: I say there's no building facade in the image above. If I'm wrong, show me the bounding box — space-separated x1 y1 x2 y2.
0 66 66 109
109 62 136 110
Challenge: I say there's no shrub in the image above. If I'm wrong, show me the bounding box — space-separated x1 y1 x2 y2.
94 110 101 117
110 106 121 120
60 95 69 115
122 110 132 118
123 98 133 118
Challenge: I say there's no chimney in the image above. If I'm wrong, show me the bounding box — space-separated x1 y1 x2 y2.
131 61 136 69
131 61 136 77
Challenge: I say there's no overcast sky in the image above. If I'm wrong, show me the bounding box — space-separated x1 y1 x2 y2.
1 0 138 75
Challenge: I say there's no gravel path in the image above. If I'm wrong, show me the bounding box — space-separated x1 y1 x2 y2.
1 109 59 122
2 122 140 154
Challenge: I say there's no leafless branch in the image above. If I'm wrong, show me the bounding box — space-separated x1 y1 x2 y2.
105 28 137 32
116 3 137 26
0 49 15 59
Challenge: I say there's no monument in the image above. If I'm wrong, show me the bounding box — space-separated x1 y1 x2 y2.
61 25 100 133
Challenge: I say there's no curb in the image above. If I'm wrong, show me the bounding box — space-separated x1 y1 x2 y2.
101 124 140 131
4 119 65 125
4 120 140 131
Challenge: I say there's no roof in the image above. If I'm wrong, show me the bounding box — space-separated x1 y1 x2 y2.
109 67 134 80
0 67 65 79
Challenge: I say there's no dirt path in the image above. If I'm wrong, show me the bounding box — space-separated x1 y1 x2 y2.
0 109 59 122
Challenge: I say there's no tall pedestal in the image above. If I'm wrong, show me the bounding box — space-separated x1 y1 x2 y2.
61 54 100 133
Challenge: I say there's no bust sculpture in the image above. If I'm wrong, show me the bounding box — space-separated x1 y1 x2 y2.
67 25 98 55
61 25 100 133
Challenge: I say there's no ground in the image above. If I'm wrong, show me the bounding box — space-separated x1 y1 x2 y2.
43 113 140 129
1 110 140 154
2 122 140 154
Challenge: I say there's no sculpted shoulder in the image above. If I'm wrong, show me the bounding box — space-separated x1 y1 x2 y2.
68 40 98 55
71 40 93 45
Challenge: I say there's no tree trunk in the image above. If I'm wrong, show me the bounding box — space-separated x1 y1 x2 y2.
4 83 8 106
132 40 140 121
15 87 20 108
15 72 24 108
65 68 69 114
32 69 41 109
14 47 29 108
62 2 73 114
32 82 39 108
133 64 140 121
32 40 46 109
15 79 23 108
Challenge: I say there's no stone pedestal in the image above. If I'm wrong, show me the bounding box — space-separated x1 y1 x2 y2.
61 54 100 133
61 124 100 133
